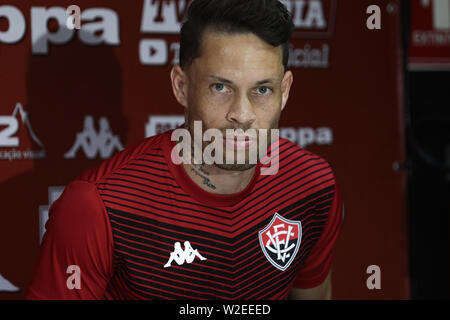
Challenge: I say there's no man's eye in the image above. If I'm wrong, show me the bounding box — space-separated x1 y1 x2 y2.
256 86 272 95
213 83 227 93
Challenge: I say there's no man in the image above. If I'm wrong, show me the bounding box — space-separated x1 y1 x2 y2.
27 0 343 300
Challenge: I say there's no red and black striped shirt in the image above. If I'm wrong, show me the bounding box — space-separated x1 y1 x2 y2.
27 129 343 299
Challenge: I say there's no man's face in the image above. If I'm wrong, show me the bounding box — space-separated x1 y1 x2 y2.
179 29 293 171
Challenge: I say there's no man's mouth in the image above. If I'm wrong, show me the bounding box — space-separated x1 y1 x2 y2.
224 135 257 150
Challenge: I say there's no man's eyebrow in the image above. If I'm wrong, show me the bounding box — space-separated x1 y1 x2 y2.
208 75 233 84
208 75 277 85
255 78 277 85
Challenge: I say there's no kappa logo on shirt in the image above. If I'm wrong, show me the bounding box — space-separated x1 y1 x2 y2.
258 213 302 271
164 241 207 268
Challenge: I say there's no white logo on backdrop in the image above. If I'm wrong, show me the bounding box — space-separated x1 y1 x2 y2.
139 0 335 68
64 115 124 159
0 6 120 54
0 1 336 66
0 272 20 292
283 0 336 68
0 103 45 161
412 0 450 49
422 0 450 30
139 0 188 65
145 115 184 138
280 127 333 148
281 0 328 30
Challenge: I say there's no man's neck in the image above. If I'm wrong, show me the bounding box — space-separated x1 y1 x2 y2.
182 163 256 195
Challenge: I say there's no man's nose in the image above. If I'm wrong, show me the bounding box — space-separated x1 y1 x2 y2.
226 93 257 126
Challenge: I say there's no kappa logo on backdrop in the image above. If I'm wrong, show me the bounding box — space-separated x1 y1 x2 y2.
258 213 302 271
0 272 20 293
0 103 45 161
64 115 124 159
164 241 207 268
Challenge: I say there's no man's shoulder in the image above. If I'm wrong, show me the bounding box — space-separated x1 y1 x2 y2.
274 136 337 190
75 132 167 184
278 137 334 174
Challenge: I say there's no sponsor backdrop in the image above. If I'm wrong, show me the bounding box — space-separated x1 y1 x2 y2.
0 0 409 299
408 0 450 70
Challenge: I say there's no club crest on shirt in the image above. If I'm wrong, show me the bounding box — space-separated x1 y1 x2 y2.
258 213 302 271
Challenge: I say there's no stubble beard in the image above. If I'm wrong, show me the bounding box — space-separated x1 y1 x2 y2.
186 114 279 172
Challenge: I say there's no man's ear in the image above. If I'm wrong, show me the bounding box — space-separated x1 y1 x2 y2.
170 65 189 108
281 70 293 111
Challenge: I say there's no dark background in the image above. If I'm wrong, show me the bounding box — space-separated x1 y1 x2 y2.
402 0 450 299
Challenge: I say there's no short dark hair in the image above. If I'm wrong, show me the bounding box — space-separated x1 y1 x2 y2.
179 0 294 70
